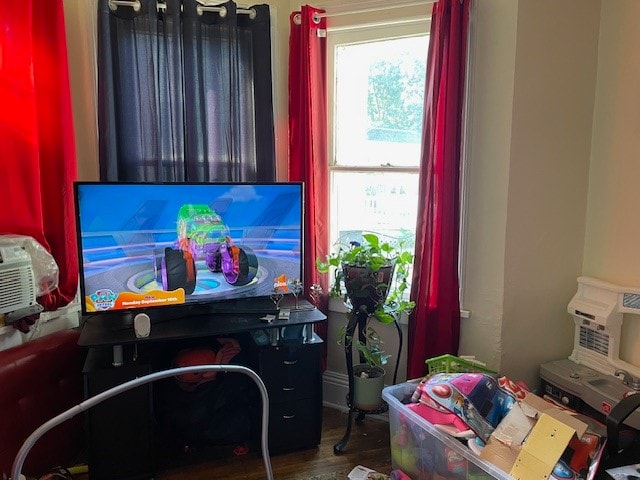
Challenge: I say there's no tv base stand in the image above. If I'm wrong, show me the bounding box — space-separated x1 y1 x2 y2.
79 301 326 480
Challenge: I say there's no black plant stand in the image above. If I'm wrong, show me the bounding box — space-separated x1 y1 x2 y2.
333 310 403 454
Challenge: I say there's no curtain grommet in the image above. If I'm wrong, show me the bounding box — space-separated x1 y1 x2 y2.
108 0 141 12
196 4 227 17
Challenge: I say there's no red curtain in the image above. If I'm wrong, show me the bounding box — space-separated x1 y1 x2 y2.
0 0 78 310
288 6 330 366
407 0 470 379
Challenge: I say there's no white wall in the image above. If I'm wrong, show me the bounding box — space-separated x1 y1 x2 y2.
585 1 640 286
458 0 518 375
500 0 600 386
63 0 99 181
463 0 640 388
266 0 293 180
584 0 640 367
461 0 601 388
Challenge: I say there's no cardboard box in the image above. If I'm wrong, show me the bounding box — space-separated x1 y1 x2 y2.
480 391 589 480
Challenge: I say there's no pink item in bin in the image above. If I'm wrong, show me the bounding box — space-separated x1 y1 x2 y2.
409 373 526 442
407 402 471 436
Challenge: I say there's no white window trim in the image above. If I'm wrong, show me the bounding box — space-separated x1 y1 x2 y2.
313 0 434 30
457 0 476 317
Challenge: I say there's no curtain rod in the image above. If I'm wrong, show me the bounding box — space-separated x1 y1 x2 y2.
108 0 257 18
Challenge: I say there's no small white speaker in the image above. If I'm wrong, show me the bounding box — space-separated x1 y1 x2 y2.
134 313 151 338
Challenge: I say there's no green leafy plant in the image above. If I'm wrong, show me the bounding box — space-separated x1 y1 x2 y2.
316 233 415 322
316 232 415 369
338 325 390 367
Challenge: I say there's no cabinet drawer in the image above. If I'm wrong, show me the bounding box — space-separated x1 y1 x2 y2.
268 376 322 402
259 343 321 399
268 400 322 452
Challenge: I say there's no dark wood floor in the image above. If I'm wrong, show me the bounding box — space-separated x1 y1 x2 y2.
156 407 392 480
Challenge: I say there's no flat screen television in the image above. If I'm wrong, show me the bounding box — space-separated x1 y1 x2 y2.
74 182 304 319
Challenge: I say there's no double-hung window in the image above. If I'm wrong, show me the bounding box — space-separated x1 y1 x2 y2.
327 11 430 287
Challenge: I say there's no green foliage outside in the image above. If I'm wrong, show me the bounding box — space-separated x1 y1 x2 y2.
367 55 425 134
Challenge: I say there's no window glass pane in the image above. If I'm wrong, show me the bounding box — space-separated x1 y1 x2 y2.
334 36 428 168
330 171 419 249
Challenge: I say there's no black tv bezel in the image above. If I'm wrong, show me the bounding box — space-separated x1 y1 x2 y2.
73 180 305 319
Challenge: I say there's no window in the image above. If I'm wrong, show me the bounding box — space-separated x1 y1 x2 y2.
328 16 429 269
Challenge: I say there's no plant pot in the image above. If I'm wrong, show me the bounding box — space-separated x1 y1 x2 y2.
352 364 386 411
343 264 394 316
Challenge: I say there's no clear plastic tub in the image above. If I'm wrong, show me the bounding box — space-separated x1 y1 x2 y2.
382 382 513 480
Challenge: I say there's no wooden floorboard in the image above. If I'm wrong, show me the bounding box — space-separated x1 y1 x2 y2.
156 407 392 479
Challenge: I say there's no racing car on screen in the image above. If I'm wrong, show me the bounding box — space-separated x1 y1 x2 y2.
156 204 258 294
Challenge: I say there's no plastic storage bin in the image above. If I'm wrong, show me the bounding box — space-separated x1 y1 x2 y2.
382 382 512 480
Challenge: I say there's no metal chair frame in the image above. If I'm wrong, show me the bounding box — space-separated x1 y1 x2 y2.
11 365 274 480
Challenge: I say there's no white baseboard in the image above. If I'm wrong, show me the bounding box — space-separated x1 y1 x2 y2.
322 370 389 422
322 370 350 411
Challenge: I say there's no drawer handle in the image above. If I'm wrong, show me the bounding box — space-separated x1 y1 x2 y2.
282 387 295 391
283 360 298 365
283 414 296 420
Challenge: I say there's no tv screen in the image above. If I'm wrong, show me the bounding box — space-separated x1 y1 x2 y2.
74 182 303 316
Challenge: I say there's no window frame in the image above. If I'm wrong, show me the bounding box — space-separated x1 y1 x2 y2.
327 19 429 237
327 18 431 169
325 15 430 316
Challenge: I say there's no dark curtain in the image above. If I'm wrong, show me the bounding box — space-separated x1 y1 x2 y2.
288 6 329 367
407 0 470 379
0 0 78 311
98 0 275 182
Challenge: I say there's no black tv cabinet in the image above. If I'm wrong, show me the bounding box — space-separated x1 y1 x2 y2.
78 300 326 480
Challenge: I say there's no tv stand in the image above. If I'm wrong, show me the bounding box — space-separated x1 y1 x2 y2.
206 297 281 314
78 300 326 480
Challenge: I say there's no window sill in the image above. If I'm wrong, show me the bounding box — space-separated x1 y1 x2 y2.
328 296 349 313
328 297 471 323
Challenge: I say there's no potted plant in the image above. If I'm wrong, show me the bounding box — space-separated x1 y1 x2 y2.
341 324 390 410
316 232 415 410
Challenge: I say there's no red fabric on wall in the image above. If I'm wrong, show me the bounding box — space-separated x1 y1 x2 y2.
407 0 470 379
0 0 78 310
288 6 329 366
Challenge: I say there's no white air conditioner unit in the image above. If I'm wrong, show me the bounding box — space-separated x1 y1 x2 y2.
0 244 42 321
